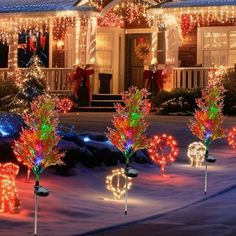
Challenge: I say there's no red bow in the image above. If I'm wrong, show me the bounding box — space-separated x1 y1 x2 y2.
72 67 94 100
143 69 164 91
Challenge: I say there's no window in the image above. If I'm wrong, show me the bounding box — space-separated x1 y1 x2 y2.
200 27 236 67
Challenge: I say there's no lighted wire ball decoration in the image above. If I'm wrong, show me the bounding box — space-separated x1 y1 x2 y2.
0 163 21 214
148 134 178 174
187 142 206 167
135 42 151 61
227 127 236 150
57 98 73 113
106 168 132 199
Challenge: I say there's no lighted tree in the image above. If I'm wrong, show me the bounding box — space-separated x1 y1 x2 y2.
107 86 150 215
189 67 226 194
13 95 64 182
107 86 150 166
22 55 46 101
7 55 47 113
13 95 64 236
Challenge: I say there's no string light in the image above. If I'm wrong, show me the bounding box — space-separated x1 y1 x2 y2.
0 163 21 214
57 98 73 113
106 168 132 199
148 134 178 175
187 142 206 167
99 0 151 27
227 127 236 150
208 66 227 87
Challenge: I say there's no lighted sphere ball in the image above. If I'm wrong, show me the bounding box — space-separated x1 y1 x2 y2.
148 134 178 174
187 142 206 167
106 168 132 199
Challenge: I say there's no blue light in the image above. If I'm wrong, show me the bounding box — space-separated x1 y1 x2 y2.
0 125 10 137
205 131 211 139
125 141 133 150
83 137 91 142
34 155 43 166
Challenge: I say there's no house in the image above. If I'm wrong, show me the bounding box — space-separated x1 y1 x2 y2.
0 0 232 100
150 0 236 89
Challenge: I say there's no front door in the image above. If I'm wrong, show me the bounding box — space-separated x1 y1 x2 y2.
125 33 151 90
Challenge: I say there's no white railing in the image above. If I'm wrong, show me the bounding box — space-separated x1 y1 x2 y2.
173 67 213 89
0 67 74 93
43 68 73 93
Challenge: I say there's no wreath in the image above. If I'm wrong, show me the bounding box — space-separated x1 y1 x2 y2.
135 42 150 61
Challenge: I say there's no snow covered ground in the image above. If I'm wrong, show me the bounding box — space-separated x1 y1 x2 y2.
0 113 235 236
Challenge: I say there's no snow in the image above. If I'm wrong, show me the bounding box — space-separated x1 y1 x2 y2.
0 114 235 235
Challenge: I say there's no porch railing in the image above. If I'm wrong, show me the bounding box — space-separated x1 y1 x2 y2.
43 68 73 93
172 67 213 89
0 67 74 94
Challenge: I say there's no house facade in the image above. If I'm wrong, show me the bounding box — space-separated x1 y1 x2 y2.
0 0 234 97
150 0 236 89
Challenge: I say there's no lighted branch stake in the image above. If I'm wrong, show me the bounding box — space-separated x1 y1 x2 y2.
189 67 225 195
13 95 64 236
107 86 150 215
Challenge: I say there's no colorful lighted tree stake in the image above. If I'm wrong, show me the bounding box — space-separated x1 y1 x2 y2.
187 142 206 167
57 98 73 113
13 95 64 236
227 127 236 150
106 168 132 199
0 163 21 214
148 134 178 175
107 86 150 215
189 67 225 195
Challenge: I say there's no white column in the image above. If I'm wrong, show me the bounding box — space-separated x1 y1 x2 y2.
74 16 81 65
49 19 53 68
151 17 158 65
86 16 97 65
8 31 18 70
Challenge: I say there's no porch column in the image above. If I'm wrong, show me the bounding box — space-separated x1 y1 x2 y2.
86 16 97 65
151 17 158 65
86 16 97 93
74 16 81 66
8 31 18 70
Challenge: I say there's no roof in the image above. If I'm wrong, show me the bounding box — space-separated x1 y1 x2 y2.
155 0 236 9
0 0 97 13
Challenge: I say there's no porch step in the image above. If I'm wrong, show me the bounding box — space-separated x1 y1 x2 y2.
72 106 116 112
92 94 122 101
73 93 122 112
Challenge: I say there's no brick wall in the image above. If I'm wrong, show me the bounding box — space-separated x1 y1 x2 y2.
178 29 197 67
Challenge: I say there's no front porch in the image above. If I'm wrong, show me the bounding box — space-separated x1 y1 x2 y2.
0 66 212 95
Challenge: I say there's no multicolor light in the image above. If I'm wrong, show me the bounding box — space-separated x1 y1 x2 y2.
187 142 206 167
227 127 236 150
148 134 178 175
0 163 21 214
107 86 150 164
13 95 65 181
189 67 225 148
106 168 132 199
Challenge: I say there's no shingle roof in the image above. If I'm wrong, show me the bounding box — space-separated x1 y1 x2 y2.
0 0 96 13
155 0 236 9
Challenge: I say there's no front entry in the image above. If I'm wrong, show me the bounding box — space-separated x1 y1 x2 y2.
125 33 151 90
